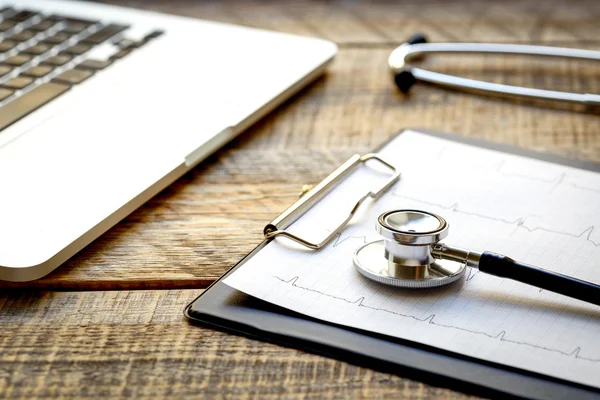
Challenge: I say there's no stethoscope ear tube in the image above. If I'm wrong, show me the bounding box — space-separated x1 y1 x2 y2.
478 252 600 306
359 209 600 306
393 33 427 93
389 33 600 107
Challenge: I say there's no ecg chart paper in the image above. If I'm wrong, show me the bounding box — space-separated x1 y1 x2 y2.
224 130 600 388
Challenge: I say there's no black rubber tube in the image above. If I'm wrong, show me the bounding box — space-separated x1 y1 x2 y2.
393 33 429 93
479 252 600 306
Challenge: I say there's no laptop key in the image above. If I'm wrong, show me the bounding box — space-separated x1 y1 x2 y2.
9 10 38 22
0 87 13 101
144 30 164 41
83 24 128 44
8 29 36 42
54 68 94 85
22 65 53 78
43 31 72 45
64 43 91 56
110 48 130 60
23 42 52 55
0 39 17 52
29 17 61 32
0 19 17 32
4 54 32 66
44 53 72 66
63 18 96 34
77 59 110 70
0 82 69 132
115 38 139 49
0 65 12 77
2 76 34 90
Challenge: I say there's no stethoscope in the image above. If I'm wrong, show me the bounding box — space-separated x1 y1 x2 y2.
353 209 600 306
264 154 600 307
388 33 600 108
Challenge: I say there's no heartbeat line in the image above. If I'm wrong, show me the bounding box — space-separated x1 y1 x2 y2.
332 234 367 248
393 193 600 247
274 275 600 363
466 269 479 282
436 151 600 195
498 165 600 195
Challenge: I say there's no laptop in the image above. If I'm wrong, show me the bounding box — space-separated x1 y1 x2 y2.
0 0 337 282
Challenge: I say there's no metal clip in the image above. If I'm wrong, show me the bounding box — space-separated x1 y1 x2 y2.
263 154 400 250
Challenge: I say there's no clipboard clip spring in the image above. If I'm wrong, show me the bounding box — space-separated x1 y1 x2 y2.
263 154 400 250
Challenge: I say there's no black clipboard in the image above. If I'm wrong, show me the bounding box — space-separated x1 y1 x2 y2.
185 129 600 400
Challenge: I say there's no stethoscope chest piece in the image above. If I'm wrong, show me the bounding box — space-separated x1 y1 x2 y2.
353 210 466 288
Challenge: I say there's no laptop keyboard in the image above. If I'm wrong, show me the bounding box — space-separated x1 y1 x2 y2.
0 6 163 133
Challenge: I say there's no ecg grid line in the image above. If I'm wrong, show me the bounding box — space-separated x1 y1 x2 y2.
392 193 600 247
439 151 600 195
328 194 599 287
273 273 600 362
274 191 600 364
225 132 600 388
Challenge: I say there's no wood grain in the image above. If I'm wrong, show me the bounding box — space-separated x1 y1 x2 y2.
2 1 598 398
3 45 598 289
101 0 600 45
0 290 478 399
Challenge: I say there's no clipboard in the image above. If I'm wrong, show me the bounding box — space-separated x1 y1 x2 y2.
185 128 600 400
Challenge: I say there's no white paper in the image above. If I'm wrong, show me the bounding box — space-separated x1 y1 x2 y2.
224 130 600 388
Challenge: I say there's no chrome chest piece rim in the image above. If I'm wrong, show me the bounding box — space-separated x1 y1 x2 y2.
353 210 467 288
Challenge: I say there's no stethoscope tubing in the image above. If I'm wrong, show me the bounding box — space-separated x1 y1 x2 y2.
389 34 600 106
477 252 600 306
362 209 600 306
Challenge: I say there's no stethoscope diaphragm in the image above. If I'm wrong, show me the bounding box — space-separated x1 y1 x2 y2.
353 210 466 288
351 210 600 307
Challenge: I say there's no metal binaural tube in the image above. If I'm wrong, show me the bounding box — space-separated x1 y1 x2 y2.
383 239 434 267
355 210 469 288
389 35 600 107
432 243 482 269
377 210 449 272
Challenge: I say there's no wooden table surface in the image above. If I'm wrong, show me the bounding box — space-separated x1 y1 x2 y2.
1 0 599 398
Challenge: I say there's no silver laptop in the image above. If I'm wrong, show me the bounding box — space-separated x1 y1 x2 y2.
0 0 337 281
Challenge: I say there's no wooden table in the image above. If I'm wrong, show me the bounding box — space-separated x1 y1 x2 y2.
1 1 598 398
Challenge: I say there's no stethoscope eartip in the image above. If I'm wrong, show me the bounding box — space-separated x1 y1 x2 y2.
391 33 600 107
393 33 428 93
407 32 428 45
394 71 417 93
